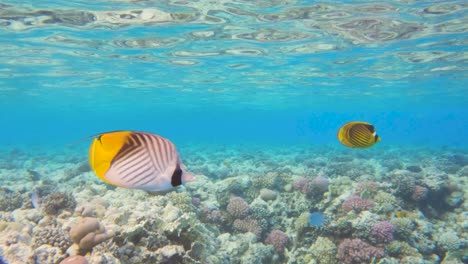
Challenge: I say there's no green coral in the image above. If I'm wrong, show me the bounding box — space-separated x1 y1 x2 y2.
329 177 353 197
437 231 461 252
251 173 277 189
295 211 310 237
391 218 415 239
374 191 400 213
386 241 419 258
309 236 338 264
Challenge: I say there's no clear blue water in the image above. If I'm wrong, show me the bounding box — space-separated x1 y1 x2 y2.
0 0 466 149
0 1 467 263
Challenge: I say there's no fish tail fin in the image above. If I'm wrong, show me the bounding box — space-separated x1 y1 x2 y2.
182 170 195 183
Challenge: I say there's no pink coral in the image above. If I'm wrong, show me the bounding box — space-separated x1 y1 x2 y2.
355 181 379 195
371 221 395 243
293 177 311 194
293 176 329 195
226 197 250 218
338 238 385 264
202 207 224 224
411 185 428 201
311 175 329 193
265 230 289 254
341 195 374 213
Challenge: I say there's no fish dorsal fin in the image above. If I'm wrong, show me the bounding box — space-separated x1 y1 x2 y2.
89 131 133 183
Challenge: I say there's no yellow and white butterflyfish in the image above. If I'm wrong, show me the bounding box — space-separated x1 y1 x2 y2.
88 131 194 192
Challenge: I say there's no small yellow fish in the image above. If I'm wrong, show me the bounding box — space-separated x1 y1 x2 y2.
337 121 380 148
88 131 194 192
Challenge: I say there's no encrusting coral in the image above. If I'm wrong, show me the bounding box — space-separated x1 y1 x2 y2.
69 217 113 254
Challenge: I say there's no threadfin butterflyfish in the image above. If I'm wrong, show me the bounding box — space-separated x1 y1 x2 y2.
337 121 380 148
88 131 194 192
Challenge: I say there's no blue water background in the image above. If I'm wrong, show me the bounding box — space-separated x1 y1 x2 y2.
0 1 467 150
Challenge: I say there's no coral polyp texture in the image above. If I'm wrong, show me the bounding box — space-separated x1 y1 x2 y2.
0 145 467 263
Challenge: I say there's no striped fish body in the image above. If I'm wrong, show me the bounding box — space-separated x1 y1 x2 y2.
89 131 194 192
337 121 380 148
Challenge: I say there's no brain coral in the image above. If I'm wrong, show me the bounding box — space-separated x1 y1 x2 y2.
69 217 113 254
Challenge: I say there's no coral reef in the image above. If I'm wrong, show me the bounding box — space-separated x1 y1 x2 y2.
69 217 113 254
0 145 467 263
41 192 76 215
33 225 72 253
337 238 385 264
265 230 289 254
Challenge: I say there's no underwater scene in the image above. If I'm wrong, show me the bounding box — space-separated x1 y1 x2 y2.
0 0 467 263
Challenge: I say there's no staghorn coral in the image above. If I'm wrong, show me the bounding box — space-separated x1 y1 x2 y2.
69 217 113 254
337 238 385 264
34 226 72 253
265 230 289 254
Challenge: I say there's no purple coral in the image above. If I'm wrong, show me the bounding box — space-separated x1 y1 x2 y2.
265 230 289 254
293 176 329 195
311 175 329 193
293 177 311 194
341 195 374 213
202 207 224 224
226 197 250 218
371 221 395 243
337 238 385 264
